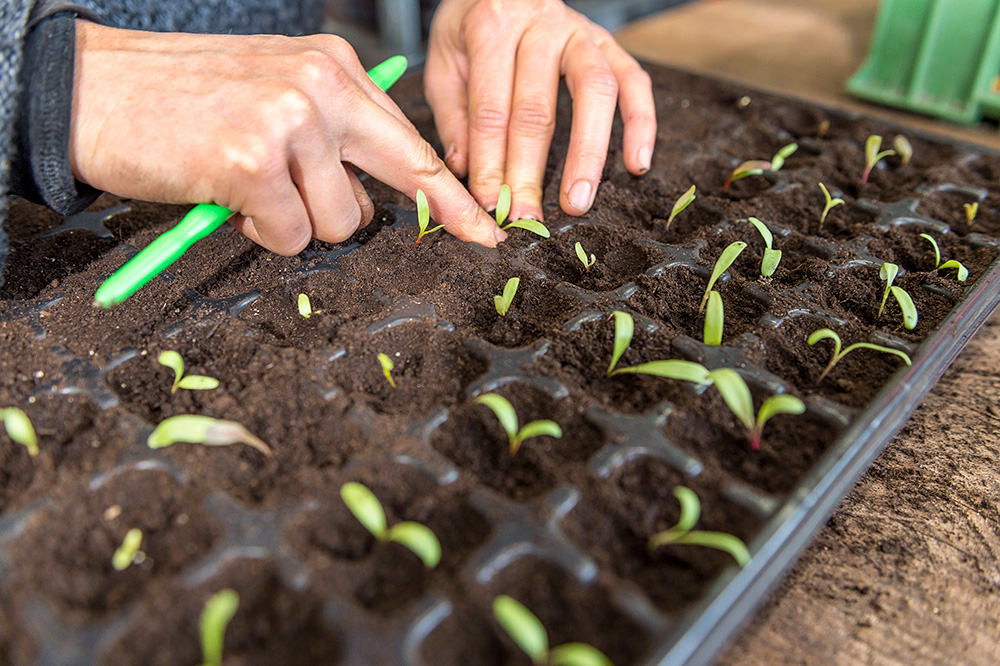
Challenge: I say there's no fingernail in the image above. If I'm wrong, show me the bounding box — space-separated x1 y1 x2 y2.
638 144 652 173
568 180 594 212
444 142 455 162
492 224 507 245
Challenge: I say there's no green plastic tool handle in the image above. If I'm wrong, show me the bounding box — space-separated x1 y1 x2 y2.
93 54 409 308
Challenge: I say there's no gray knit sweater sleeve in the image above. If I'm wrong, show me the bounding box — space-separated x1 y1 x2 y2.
0 0 325 284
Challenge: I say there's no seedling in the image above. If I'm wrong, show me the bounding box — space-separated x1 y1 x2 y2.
414 188 443 247
494 277 521 316
607 311 712 384
157 351 219 393
649 486 750 567
340 482 442 568
147 415 272 456
861 135 895 183
964 201 979 223
816 119 830 139
666 185 696 229
748 217 781 277
574 242 596 274
492 595 614 666
297 293 316 318
699 241 747 313
877 262 918 330
475 393 562 456
495 184 550 238
808 328 912 383
706 368 805 451
377 353 397 388
199 589 239 666
893 135 913 166
112 528 143 571
818 182 845 226
722 143 797 192
0 407 37 456
918 234 968 281
703 291 723 346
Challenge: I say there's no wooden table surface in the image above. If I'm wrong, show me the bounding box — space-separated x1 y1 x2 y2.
615 1 1000 664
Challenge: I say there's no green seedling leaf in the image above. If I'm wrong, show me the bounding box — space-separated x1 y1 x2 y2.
707 368 755 434
157 350 218 393
513 420 563 456
476 393 519 448
965 202 979 223
754 394 805 450
722 159 771 192
112 528 143 571
199 589 239 666
649 486 750 567
862 134 895 183
769 142 798 172
748 217 773 249
808 328 912 383
749 217 780 277
298 293 312 318
494 277 520 316
818 182 845 226
877 262 899 318
414 188 444 246
666 185 696 229
341 481 388 539
0 407 38 456
147 415 272 456
494 595 549 662
919 233 942 268
386 521 442 568
612 360 712 385
549 643 615 666
703 290 723 346
607 310 635 376
893 135 913 166
504 219 551 238
496 184 512 227
939 260 969 281
377 353 397 389
700 241 747 313
575 242 596 273
889 285 918 330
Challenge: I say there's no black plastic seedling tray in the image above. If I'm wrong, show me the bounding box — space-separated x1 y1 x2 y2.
2 63 1000 666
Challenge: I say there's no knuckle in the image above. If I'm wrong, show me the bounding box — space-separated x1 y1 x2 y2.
469 104 509 135
511 101 555 135
582 67 619 99
410 141 450 183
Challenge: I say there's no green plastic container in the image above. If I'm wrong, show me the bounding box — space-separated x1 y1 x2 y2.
848 0 1000 126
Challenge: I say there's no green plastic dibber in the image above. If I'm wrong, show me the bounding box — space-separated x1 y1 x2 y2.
94 54 408 308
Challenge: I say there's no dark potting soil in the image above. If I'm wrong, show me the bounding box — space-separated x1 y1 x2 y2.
2 62 1000 666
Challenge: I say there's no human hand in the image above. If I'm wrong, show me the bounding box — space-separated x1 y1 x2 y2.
425 0 656 222
70 21 505 254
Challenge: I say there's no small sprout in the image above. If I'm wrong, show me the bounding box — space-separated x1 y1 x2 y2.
893 135 913 166
340 482 442 568
964 201 979 223
818 182 845 226
706 368 805 451
607 311 712 383
919 234 969 281
157 351 219 393
147 415 272 456
297 293 318 318
377 353 397 389
862 135 895 183
574 242 596 274
112 528 143 571
768 142 798 172
816 119 830 138
748 217 781 277
666 185 696 229
703 291 723 346
722 144 798 192
649 486 751 567
700 241 747 313
493 595 614 666
0 407 38 456
475 393 562 457
495 184 550 238
414 188 443 247
808 328 912 383
494 277 521 316
878 262 918 330
199 589 239 666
